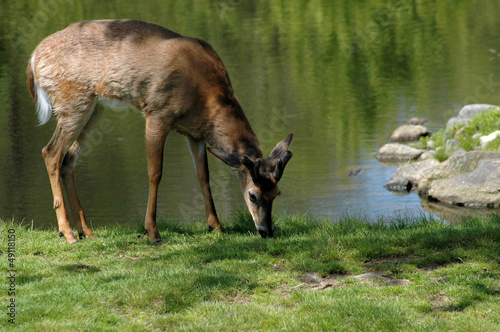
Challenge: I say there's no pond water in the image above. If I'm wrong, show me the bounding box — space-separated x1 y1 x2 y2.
2 1 500 229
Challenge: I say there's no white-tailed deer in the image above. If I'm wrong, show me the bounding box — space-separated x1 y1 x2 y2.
28 20 293 243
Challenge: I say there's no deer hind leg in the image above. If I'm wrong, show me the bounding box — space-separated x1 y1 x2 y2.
42 101 97 243
60 103 104 239
144 114 170 243
187 136 224 233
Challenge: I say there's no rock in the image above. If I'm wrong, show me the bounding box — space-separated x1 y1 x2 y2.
392 159 440 186
376 143 425 161
447 104 499 128
449 148 466 157
385 175 412 192
423 151 500 181
428 159 500 207
419 150 436 160
389 125 431 142
445 139 461 153
346 168 362 176
479 130 500 146
379 105 500 209
406 117 429 125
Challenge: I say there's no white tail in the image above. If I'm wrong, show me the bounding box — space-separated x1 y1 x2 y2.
29 56 52 125
28 20 293 243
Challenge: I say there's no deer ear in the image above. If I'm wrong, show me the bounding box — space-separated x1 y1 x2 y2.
208 147 241 168
269 133 294 160
273 150 293 182
240 155 262 183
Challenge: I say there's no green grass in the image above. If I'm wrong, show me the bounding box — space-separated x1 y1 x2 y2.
453 108 500 151
419 107 500 162
1 213 500 331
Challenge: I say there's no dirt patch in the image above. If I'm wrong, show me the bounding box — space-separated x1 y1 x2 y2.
296 273 341 290
429 292 462 312
352 272 412 286
231 295 252 305
296 272 411 290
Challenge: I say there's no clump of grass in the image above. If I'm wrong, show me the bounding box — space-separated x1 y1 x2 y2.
1 214 500 331
423 108 500 160
454 108 500 150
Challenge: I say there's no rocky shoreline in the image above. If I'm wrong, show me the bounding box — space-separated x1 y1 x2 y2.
377 104 500 208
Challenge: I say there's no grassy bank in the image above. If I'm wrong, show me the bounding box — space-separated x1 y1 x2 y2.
1 213 500 331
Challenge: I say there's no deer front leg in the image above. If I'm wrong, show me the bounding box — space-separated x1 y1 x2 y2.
61 153 95 239
60 106 103 239
144 116 169 243
187 136 224 233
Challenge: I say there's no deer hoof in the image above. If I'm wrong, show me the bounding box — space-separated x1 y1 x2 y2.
59 232 64 237
208 225 213 232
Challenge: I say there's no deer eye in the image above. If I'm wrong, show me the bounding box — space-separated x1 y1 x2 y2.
248 191 258 204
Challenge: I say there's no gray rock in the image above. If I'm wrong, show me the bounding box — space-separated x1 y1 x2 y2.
406 117 429 125
419 150 436 160
389 125 431 142
445 139 461 153
424 151 500 181
428 159 500 207
449 148 466 157
446 104 499 128
376 143 425 161
393 159 440 185
385 175 412 192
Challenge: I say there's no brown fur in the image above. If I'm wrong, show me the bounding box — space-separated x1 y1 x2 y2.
28 20 293 242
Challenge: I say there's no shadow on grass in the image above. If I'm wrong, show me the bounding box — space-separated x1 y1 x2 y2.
161 267 258 313
58 264 101 274
139 210 325 238
133 212 500 274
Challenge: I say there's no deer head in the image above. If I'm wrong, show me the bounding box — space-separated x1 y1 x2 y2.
208 133 294 237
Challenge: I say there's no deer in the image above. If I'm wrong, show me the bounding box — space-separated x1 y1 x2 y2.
27 19 293 243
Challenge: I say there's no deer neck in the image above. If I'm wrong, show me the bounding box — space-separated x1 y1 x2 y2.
208 103 263 160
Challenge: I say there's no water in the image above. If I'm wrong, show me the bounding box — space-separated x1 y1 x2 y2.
2 0 500 229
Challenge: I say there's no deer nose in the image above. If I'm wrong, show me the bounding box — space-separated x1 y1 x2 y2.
258 228 273 238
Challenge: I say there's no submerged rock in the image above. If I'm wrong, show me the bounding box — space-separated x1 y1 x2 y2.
384 175 412 192
389 125 431 142
376 143 425 161
346 168 362 176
